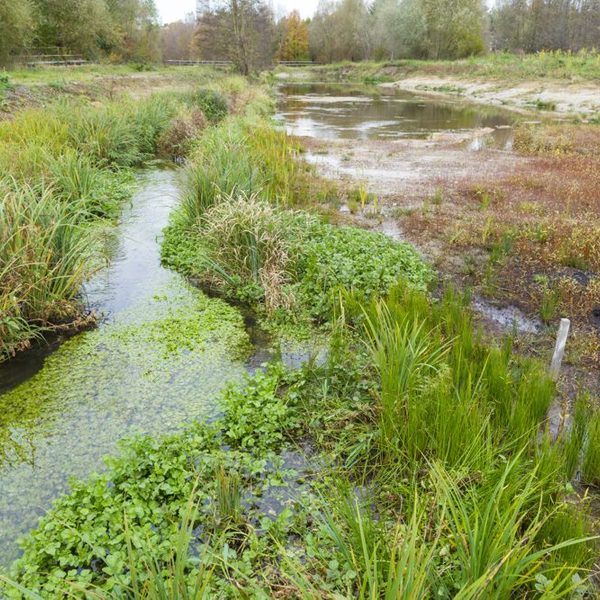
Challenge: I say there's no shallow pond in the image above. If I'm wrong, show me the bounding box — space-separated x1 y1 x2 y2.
0 170 254 566
276 83 515 147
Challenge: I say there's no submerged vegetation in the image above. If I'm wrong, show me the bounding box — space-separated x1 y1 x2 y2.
1 66 600 598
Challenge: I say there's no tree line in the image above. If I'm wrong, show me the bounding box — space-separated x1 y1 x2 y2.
2 0 600 69
490 0 600 52
0 0 161 65
193 0 600 72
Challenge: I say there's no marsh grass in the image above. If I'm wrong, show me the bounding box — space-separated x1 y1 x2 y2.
581 408 600 486
180 117 311 224
353 285 556 468
310 484 437 599
0 84 224 360
362 299 450 456
0 181 96 359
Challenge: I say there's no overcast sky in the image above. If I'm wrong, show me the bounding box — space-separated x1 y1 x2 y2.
155 0 320 24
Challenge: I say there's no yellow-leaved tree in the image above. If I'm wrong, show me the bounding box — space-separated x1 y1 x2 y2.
277 10 309 61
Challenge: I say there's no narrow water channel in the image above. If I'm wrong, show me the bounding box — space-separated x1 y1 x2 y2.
0 86 520 569
0 170 251 566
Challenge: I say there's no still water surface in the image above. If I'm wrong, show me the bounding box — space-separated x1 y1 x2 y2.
277 83 515 146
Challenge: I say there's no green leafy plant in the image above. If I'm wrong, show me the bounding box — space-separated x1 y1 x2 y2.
193 89 228 123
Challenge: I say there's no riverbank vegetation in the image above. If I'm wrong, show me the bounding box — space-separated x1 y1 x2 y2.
278 50 600 84
0 71 252 362
3 283 599 596
161 112 432 332
2 77 599 597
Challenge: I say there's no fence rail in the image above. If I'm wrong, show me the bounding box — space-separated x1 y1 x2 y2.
20 53 88 67
277 61 319 67
165 60 233 67
165 59 320 69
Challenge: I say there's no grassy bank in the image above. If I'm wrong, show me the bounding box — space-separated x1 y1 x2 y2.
277 50 600 85
2 285 598 597
2 84 599 598
0 71 257 362
161 113 432 334
0 65 237 118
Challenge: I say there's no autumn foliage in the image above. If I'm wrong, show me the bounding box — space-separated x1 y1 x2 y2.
276 10 309 61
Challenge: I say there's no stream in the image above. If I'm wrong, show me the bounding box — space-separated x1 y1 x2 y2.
0 170 260 566
0 85 525 568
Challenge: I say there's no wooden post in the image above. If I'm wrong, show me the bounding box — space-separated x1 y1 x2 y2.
550 318 570 380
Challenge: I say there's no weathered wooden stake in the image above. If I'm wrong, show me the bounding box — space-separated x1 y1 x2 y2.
550 318 571 380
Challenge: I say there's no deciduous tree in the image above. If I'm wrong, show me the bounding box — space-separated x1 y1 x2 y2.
276 10 309 61
196 0 274 74
161 16 197 62
0 0 34 65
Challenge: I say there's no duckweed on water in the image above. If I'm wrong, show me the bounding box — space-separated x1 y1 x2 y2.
0 279 250 566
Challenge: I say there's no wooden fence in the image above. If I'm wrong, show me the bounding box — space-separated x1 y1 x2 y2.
19 52 88 67
165 60 319 68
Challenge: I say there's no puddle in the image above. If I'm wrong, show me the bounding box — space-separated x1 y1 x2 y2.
378 219 405 241
473 296 542 334
277 83 515 143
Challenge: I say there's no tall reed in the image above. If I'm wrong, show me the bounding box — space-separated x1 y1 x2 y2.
180 118 310 224
0 181 96 359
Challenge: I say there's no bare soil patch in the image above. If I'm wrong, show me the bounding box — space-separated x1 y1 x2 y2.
384 76 600 118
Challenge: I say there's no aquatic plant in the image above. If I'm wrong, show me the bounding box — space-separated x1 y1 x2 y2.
3 287 597 597
296 225 434 321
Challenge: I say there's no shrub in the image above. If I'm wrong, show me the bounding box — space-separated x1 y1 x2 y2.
157 109 207 159
193 89 229 123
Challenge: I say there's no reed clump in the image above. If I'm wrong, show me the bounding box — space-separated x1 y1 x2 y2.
0 181 97 359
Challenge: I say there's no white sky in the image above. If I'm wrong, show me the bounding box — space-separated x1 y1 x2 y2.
155 0 320 24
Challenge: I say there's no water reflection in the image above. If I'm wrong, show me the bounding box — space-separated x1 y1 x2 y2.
277 83 515 146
